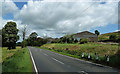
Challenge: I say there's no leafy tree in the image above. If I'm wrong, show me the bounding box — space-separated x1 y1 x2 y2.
28 32 38 46
95 30 100 36
2 21 19 49
21 40 27 48
80 38 88 44
16 42 22 46
74 39 78 43
60 37 66 43
59 34 74 43
109 35 116 41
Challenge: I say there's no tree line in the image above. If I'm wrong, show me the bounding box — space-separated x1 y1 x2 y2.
1 21 118 50
0 21 101 49
1 21 48 50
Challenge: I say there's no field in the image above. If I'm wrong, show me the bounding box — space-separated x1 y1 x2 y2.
2 47 32 72
39 43 120 68
98 31 119 41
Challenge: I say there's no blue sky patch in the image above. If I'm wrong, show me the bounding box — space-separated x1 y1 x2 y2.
90 24 118 34
2 13 14 20
100 2 106 4
14 2 27 10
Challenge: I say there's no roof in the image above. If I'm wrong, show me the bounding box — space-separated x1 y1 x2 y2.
74 31 96 35
73 31 97 38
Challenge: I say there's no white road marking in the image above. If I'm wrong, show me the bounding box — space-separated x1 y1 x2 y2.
52 57 64 65
43 53 48 56
78 71 88 74
28 47 38 74
47 50 113 69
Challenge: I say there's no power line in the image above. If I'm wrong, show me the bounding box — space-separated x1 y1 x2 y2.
64 2 96 20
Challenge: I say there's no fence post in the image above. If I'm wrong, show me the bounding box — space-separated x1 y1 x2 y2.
96 54 99 62
88 53 90 60
82 52 84 58
107 55 109 65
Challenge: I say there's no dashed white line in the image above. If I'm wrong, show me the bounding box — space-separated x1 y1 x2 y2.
28 47 38 74
43 53 48 56
46 50 113 69
78 71 88 74
52 57 64 65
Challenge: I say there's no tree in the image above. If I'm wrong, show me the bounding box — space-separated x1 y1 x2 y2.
29 32 38 46
21 26 27 48
109 35 116 41
95 30 100 36
2 21 19 49
21 40 27 48
74 39 78 43
80 38 88 44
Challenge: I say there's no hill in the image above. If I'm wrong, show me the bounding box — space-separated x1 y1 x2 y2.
98 31 120 41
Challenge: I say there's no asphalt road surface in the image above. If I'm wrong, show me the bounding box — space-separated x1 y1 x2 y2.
28 46 119 73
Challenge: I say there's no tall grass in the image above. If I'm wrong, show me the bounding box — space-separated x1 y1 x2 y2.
2 47 32 72
39 43 120 68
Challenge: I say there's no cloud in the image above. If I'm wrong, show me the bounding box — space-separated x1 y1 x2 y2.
2 1 118 38
0 0 19 29
2 0 19 16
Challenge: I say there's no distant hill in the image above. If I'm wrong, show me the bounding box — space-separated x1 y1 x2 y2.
98 31 120 41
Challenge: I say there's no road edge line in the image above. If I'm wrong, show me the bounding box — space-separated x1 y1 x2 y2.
45 49 114 69
28 47 38 74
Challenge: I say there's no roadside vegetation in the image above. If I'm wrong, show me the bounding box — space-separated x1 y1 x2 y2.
38 43 120 69
1 21 119 72
2 47 21 63
98 31 120 42
2 47 32 72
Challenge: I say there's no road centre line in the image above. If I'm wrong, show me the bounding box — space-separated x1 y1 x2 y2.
45 49 113 69
43 53 48 56
78 71 88 74
51 57 64 65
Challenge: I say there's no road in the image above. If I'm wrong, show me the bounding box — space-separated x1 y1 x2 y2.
28 46 119 73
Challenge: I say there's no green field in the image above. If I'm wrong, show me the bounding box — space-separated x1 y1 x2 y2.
39 43 120 68
98 31 119 41
2 47 32 72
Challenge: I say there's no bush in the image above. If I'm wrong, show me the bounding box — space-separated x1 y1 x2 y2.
21 40 27 48
80 38 88 44
74 39 78 43
109 35 116 41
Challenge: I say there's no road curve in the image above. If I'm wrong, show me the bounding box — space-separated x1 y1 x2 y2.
28 46 119 73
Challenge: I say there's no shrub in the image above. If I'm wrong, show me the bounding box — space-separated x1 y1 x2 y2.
21 40 27 48
80 38 88 44
56 49 63 52
109 35 116 41
74 39 78 43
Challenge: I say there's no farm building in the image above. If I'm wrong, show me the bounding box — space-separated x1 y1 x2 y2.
73 31 98 42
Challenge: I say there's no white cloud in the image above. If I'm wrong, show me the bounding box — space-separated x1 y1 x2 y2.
2 1 118 38
2 0 19 15
14 1 117 38
0 0 19 29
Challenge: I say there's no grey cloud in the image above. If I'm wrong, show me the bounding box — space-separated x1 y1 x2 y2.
5 1 118 38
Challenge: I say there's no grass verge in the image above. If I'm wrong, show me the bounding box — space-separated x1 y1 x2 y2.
37 43 120 69
2 47 32 72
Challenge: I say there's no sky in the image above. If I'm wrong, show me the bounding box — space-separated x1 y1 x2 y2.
0 0 119 42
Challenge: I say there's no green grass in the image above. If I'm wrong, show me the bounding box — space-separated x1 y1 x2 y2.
98 31 119 41
38 43 120 68
40 43 118 56
2 47 21 63
2 47 32 72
